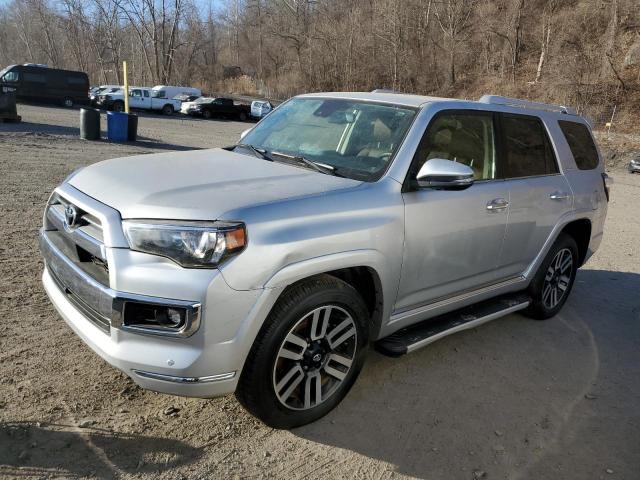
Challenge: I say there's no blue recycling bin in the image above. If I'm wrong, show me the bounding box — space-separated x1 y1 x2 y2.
107 111 129 142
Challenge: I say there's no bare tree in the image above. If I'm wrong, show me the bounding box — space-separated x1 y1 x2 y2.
435 0 476 86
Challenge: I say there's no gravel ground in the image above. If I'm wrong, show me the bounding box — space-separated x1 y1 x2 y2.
1 104 639 480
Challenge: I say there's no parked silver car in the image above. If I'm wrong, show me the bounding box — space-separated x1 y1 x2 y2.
628 156 640 173
40 92 609 428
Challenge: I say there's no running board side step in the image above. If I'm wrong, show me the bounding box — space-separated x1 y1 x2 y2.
375 292 531 357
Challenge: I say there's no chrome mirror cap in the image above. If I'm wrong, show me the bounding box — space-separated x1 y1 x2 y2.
416 158 475 190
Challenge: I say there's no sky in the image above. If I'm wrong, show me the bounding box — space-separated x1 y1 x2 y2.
0 0 226 12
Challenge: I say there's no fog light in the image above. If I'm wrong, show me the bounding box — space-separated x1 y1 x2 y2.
123 302 187 330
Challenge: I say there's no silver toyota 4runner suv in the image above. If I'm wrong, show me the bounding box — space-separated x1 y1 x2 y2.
40 92 610 428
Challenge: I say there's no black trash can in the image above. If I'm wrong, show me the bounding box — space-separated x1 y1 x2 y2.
0 88 20 122
127 113 138 141
80 108 101 140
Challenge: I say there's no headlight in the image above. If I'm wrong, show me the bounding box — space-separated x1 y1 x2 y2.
122 220 246 268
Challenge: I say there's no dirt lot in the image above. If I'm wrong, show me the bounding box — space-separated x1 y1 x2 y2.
1 104 639 480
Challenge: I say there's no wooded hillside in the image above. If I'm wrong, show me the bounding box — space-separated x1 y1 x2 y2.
1 0 639 128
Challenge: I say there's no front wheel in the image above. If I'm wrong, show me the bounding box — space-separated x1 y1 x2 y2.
238 111 248 122
236 274 369 429
523 233 578 320
112 101 124 112
202 109 212 120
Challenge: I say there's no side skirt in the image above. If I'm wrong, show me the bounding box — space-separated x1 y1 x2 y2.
375 292 530 357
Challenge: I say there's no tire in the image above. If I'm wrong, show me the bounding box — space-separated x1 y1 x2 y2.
523 233 579 320
202 109 212 120
112 101 124 112
238 111 248 122
63 97 74 108
235 274 369 429
162 104 174 115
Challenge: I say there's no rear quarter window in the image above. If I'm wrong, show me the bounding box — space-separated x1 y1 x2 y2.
558 120 599 170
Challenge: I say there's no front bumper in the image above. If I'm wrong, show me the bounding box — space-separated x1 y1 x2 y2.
39 225 267 398
42 267 238 397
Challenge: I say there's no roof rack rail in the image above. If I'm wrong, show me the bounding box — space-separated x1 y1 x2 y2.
479 95 577 115
371 88 400 94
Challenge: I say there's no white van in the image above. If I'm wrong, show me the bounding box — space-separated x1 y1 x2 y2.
151 85 201 101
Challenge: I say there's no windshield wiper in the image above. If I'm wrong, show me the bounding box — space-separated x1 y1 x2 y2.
234 143 273 161
269 151 337 176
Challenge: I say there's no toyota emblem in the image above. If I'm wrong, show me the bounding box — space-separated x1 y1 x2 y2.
64 204 78 229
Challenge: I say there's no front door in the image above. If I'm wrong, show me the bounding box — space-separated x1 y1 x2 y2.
396 110 510 312
129 89 145 109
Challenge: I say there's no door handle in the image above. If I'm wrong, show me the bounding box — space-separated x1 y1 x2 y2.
486 198 509 211
549 191 570 200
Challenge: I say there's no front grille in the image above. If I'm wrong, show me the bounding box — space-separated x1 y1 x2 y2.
44 193 108 286
48 267 111 333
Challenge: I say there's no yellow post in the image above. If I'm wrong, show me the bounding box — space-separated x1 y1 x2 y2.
123 61 129 114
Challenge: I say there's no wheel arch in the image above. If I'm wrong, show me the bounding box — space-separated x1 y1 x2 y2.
560 218 592 267
263 250 390 340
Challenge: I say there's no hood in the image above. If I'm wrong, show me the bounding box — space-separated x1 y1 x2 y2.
69 148 362 220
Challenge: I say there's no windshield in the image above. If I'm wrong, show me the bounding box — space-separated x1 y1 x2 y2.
195 97 213 104
240 97 416 181
0 65 15 78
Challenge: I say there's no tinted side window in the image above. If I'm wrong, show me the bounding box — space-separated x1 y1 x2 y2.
413 112 497 180
558 120 599 170
501 114 558 178
24 72 46 83
143 90 149 97
67 76 86 85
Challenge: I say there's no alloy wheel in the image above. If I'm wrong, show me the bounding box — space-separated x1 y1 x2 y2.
272 305 357 411
542 247 573 309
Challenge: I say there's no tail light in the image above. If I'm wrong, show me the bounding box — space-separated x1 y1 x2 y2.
601 173 612 202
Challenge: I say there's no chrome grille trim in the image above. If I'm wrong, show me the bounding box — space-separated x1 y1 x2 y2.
53 183 129 248
45 202 106 261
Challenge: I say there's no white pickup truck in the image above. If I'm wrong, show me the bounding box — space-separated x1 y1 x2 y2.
96 86 182 115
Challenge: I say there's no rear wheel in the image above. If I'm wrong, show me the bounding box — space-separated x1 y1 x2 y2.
162 104 174 115
63 97 74 108
523 233 578 320
236 274 369 429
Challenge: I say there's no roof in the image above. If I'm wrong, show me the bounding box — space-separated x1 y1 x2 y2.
297 92 579 117
298 91 460 108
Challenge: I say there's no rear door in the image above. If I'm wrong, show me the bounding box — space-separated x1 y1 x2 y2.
498 113 573 276
66 73 89 102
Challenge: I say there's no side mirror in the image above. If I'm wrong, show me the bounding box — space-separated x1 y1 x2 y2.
416 158 474 190
240 128 251 140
